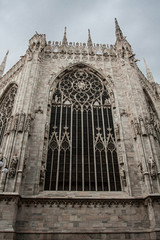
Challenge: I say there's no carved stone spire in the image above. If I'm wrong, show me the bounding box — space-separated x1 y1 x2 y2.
87 29 93 47
0 50 9 78
143 58 155 83
62 27 67 45
115 18 124 41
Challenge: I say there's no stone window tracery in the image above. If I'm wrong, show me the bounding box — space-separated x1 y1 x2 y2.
143 89 160 142
45 67 121 191
0 85 17 146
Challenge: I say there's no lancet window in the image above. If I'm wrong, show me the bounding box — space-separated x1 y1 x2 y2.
45 67 121 191
143 89 160 141
0 85 17 146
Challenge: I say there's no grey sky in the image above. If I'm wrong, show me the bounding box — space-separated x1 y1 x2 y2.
0 0 160 83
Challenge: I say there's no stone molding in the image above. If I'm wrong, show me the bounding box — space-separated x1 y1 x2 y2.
0 194 19 204
0 194 160 207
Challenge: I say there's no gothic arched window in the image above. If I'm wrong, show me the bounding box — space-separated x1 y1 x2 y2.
0 85 17 146
143 89 160 142
45 66 121 191
143 89 157 119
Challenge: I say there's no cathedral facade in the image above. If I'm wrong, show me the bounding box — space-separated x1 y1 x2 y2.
0 19 160 240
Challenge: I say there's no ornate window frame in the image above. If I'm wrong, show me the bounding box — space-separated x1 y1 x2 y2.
44 64 122 192
0 84 18 147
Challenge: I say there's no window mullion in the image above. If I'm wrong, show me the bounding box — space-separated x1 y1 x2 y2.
92 106 97 191
111 150 117 190
63 150 66 191
101 105 108 191
87 110 91 191
106 108 111 191
81 105 84 191
107 107 111 129
105 147 110 191
100 151 104 191
56 104 63 191
76 109 78 191
69 105 73 191
49 150 54 190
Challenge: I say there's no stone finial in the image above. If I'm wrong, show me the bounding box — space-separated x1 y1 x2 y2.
62 26 68 45
87 29 93 47
0 50 9 78
115 18 123 41
143 58 155 83
28 33 46 52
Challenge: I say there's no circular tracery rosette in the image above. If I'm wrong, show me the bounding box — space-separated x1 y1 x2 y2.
60 69 103 105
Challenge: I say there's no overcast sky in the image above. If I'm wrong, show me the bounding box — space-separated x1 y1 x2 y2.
0 0 160 83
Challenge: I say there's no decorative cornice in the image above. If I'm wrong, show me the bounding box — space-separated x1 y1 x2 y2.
0 194 19 203
0 194 160 207
19 197 144 208
43 41 117 61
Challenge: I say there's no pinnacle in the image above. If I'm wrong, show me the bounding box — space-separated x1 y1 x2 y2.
87 29 93 47
143 58 155 83
115 18 124 41
62 26 67 45
0 50 9 78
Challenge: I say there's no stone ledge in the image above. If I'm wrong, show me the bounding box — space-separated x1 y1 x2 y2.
12 229 160 233
0 193 160 207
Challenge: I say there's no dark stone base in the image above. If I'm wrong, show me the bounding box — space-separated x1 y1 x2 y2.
15 232 159 240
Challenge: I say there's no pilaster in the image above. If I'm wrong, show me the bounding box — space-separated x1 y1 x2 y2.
0 33 46 194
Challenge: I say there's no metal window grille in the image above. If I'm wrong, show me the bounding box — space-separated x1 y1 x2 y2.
45 68 121 191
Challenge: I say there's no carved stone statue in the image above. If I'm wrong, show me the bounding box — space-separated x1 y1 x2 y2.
139 116 147 136
148 157 157 180
9 154 18 178
18 113 26 132
44 122 49 139
5 116 13 134
109 91 116 109
120 165 127 187
115 124 120 141
40 162 46 184
148 156 155 170
131 118 141 138
13 113 19 131
145 117 153 135
137 161 144 181
24 114 33 134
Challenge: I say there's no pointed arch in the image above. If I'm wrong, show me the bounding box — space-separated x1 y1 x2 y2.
143 88 158 118
49 62 114 92
44 64 121 191
0 83 18 146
